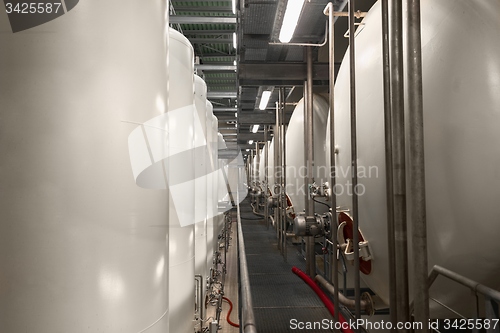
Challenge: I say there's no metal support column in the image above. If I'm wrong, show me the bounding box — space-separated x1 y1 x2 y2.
407 0 429 330
264 126 270 229
381 0 397 329
280 87 288 262
324 2 339 323
390 0 410 327
275 101 282 249
348 0 361 322
305 46 315 277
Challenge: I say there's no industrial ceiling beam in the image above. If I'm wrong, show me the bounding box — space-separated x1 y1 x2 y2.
238 112 292 124
213 107 238 112
183 30 235 35
172 6 232 12
195 64 237 71
238 62 336 84
237 133 266 141
207 91 237 99
188 38 233 44
169 16 237 24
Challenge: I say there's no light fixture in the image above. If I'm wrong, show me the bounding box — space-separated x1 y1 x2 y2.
232 0 236 14
279 0 306 43
251 125 259 133
259 90 272 110
233 60 237 66
248 140 254 145
235 112 238 117
233 32 237 49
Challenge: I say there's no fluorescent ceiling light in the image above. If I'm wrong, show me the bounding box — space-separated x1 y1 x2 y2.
279 0 306 43
235 112 238 117
251 125 259 133
248 140 254 145
259 90 272 110
233 32 237 49
232 0 236 14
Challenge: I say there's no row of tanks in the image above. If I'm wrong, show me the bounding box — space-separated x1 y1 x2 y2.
0 2 246 332
250 0 500 320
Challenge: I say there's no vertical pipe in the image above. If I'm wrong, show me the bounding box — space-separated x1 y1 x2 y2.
407 0 429 330
381 0 398 329
281 87 288 262
390 0 410 327
275 101 282 244
264 126 269 229
305 46 316 277
255 141 260 212
348 0 361 321
324 2 339 323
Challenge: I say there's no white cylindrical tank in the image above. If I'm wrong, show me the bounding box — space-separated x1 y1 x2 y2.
193 75 208 320
206 102 216 271
329 0 500 315
285 95 329 215
167 28 195 333
0 2 169 332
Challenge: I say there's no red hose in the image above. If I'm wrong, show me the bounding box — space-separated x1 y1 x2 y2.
222 296 240 328
292 266 354 333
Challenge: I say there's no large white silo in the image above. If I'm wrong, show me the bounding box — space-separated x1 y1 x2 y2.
167 28 195 333
0 1 170 332
194 75 208 314
328 0 500 316
285 95 330 215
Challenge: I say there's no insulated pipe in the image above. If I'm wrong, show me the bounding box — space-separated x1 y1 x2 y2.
324 2 340 323
348 0 361 321
389 0 410 326
292 267 354 333
315 275 370 311
305 46 316 277
407 0 429 329
381 0 398 328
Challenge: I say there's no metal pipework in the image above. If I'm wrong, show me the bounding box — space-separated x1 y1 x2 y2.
305 46 316 278
275 101 282 243
323 2 340 322
280 86 288 262
407 0 429 329
348 0 361 321
264 126 270 229
390 0 410 327
381 0 397 329
315 275 375 316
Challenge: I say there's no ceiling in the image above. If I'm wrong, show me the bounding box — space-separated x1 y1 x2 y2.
170 0 377 158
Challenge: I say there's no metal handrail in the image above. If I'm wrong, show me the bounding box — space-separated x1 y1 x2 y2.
237 195 257 333
418 265 500 326
427 265 500 303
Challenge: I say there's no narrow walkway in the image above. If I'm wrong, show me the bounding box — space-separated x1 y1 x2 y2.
240 198 338 333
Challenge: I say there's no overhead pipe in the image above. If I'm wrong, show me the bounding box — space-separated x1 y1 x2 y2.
292 267 354 333
389 0 410 327
305 46 316 277
381 0 398 329
323 2 340 323
348 0 361 321
407 0 429 329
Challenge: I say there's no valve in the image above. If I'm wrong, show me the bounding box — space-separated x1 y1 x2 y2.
293 212 329 237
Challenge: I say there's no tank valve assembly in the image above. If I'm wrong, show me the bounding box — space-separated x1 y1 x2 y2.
293 212 332 237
